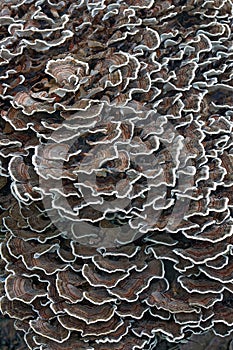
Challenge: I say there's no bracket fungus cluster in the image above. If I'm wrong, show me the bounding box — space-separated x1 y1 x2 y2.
0 0 233 349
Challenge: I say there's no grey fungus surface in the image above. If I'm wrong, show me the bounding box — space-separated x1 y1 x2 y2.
0 0 233 349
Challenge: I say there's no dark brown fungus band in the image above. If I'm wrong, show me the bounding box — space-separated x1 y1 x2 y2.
0 0 233 349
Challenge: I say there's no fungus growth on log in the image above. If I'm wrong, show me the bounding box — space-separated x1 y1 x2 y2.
0 0 233 349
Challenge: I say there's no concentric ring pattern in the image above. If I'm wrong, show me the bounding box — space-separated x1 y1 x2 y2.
0 0 233 349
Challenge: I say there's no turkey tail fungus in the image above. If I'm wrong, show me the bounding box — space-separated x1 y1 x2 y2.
0 0 233 349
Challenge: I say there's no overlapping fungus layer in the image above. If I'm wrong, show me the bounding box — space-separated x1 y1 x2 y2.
0 0 233 349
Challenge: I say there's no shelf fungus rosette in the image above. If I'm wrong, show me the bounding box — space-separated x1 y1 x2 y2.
0 0 233 349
